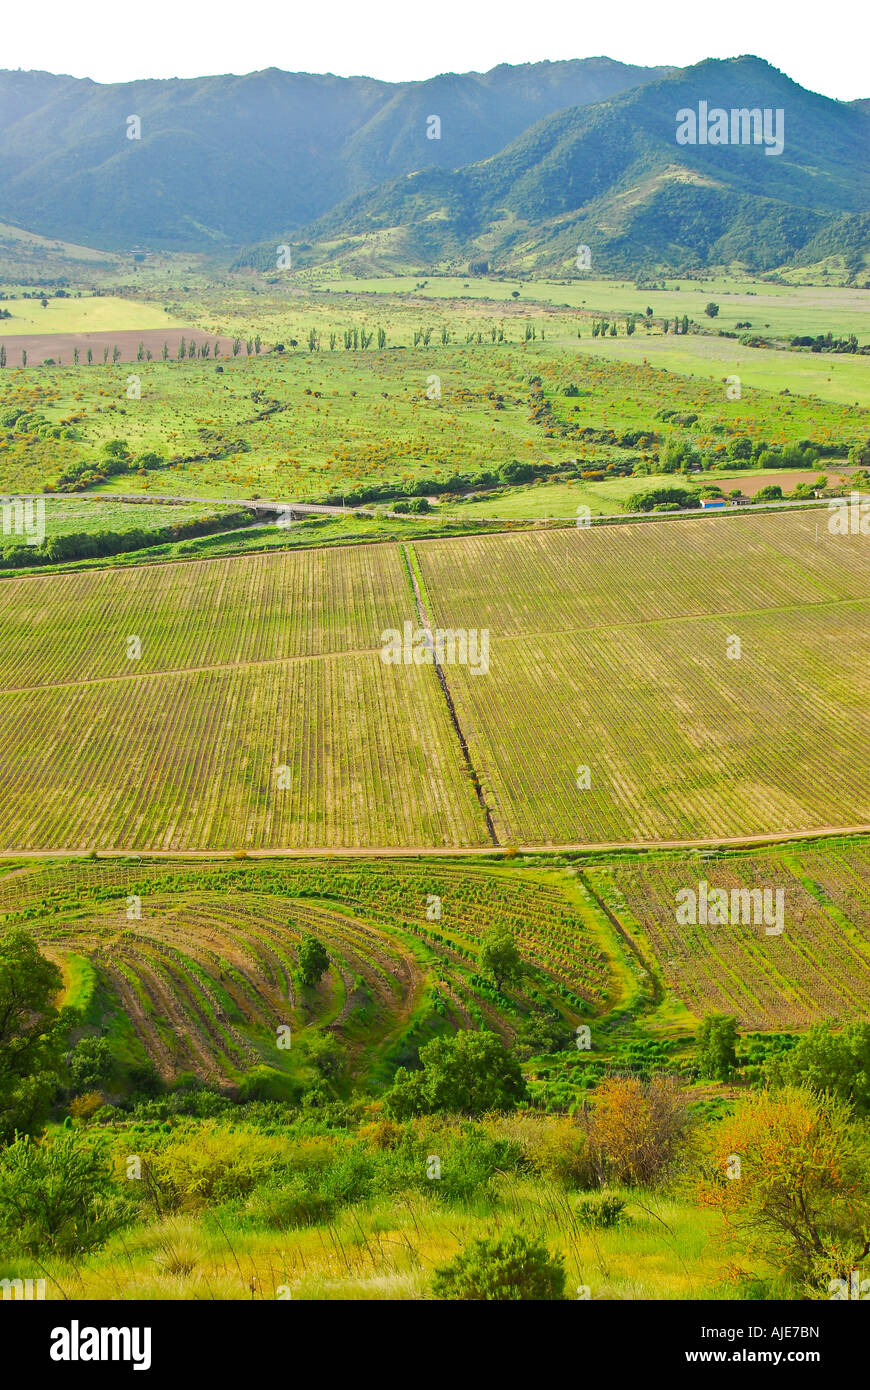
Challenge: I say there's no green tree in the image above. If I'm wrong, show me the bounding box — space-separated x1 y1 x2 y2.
480 928 522 990
0 1129 130 1255
0 929 68 1143
769 1023 870 1112
697 1013 738 1081
705 302 720 317
432 1231 565 1300
297 933 329 988
387 1030 526 1118
66 1037 115 1093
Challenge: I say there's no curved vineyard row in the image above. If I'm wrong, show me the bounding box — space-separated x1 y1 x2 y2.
0 857 612 1082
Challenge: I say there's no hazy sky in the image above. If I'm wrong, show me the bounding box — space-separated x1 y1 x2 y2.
4 0 868 100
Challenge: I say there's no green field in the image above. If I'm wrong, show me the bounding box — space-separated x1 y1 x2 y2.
0 295 187 334
11 495 243 537
0 338 864 502
0 509 867 852
319 274 870 341
3 265 870 1308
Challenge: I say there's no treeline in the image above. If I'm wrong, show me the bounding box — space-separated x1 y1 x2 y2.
791 332 866 354
1 509 256 569
648 430 840 476
318 458 578 508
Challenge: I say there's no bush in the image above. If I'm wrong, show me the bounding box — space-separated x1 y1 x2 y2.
297 933 329 988
236 1066 301 1104
430 1129 524 1204
135 1123 284 1210
697 1014 738 1081
69 1091 106 1121
629 486 700 513
693 1087 870 1289
586 1075 689 1186
491 1115 597 1188
575 1192 627 1230
0 1130 131 1255
431 1231 565 1300
767 1023 870 1112
67 1036 115 1092
243 1175 334 1229
386 1031 527 1118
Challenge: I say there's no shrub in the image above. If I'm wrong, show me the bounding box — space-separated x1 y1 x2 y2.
0 1130 131 1255
431 1231 565 1300
243 1175 334 1229
431 1129 524 1204
767 1023 870 1112
135 1124 284 1210
693 1087 870 1289
575 1192 627 1229
697 1014 738 1081
297 933 329 988
69 1091 106 1121
67 1037 115 1092
586 1075 689 1186
629 486 700 513
386 1031 527 1118
491 1115 596 1188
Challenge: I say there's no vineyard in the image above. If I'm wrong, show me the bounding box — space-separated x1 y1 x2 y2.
595 838 870 1028
0 542 487 850
415 509 870 845
0 857 611 1083
4 838 869 1089
0 508 868 851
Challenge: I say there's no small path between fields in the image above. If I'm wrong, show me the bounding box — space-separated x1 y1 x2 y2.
402 542 499 847
3 825 869 860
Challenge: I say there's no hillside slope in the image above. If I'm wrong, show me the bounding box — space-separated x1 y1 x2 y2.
0 58 669 249
293 56 870 275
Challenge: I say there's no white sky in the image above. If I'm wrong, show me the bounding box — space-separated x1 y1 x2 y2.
3 0 868 100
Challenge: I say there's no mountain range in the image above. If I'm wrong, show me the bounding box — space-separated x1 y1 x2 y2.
0 59 668 249
0 56 867 276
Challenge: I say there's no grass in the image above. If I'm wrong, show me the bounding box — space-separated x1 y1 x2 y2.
17 1179 733 1301
571 331 870 406
55 951 97 1013
319 274 870 340
9 495 244 538
0 296 187 335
